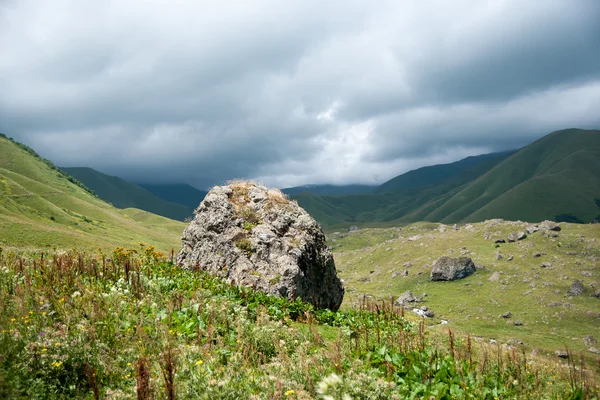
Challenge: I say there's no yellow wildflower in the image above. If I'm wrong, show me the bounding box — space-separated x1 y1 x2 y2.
285 390 295 396
52 361 63 368
195 360 203 366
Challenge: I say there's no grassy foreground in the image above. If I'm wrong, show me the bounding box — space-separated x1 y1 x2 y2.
0 247 598 399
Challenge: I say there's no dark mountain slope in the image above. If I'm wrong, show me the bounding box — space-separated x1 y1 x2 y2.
61 167 193 221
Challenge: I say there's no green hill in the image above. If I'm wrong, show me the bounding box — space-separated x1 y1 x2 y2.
293 129 600 229
62 167 194 221
400 128 600 224
0 134 185 252
138 183 206 211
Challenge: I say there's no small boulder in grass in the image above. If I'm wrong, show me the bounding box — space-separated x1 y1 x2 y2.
430 256 476 281
567 280 585 297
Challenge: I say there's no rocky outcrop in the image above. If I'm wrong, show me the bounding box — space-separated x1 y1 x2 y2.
395 290 420 306
176 182 344 310
540 220 561 231
430 256 476 281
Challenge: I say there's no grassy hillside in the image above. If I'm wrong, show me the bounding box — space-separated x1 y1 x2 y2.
62 167 193 221
0 134 185 252
332 221 600 358
138 183 207 210
294 129 600 229
376 151 514 194
403 129 600 224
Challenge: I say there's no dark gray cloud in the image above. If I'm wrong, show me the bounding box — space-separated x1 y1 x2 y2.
1 0 599 189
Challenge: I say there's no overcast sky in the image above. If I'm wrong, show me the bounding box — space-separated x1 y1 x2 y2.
2 0 600 189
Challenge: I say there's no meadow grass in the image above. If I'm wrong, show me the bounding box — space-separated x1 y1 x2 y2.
0 247 597 399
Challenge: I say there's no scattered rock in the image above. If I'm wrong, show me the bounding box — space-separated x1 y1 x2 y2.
177 182 345 310
526 225 539 234
391 271 400 279
514 321 523 326
402 270 409 277
430 256 476 281
541 220 561 231
484 232 493 240
508 338 523 345
594 289 600 298
583 335 597 348
581 271 594 277
495 251 502 260
395 290 420 306
453 224 460 230
555 350 569 359
408 235 423 241
488 272 501 282
540 262 553 269
348 225 359 232
507 255 514 261
567 280 585 296
533 252 545 258
501 312 512 318
403 261 412 268
495 239 506 244
507 231 527 242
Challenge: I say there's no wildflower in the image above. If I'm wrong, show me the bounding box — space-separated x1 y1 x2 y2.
195 360 203 366
285 390 295 396
10 318 16 323
52 361 63 368
71 291 82 299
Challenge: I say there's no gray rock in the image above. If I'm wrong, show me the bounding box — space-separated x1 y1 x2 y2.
391 271 400 279
495 251 502 260
423 310 435 318
507 231 527 242
177 182 344 310
567 280 585 296
555 350 569 359
514 321 523 326
403 261 413 268
594 289 600 298
533 252 545 258
430 256 476 281
540 220 561 231
488 272 501 282
526 225 539 234
507 255 514 261
540 262 553 269
348 225 359 232
542 230 559 238
495 239 506 244
402 269 409 277
583 335 597 348
395 290 420 306
501 312 512 318
408 235 423 241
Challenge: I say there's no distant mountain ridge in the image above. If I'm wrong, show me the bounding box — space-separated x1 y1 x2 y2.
291 128 600 229
138 183 206 211
62 167 194 221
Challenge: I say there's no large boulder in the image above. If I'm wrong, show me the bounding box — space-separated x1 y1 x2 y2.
176 182 344 310
430 256 476 281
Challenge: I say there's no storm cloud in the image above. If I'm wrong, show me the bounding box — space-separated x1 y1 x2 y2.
1 0 599 189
